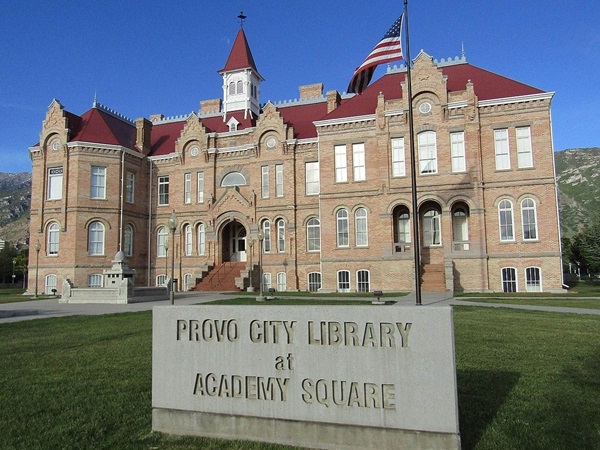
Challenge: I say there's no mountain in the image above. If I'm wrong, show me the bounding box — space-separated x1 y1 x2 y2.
554 147 600 238
0 149 598 246
0 172 31 245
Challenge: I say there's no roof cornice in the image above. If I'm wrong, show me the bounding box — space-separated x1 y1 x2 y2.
478 92 554 107
314 114 376 128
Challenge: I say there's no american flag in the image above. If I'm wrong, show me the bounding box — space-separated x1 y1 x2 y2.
347 14 404 94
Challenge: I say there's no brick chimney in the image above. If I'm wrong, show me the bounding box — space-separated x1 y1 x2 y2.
299 83 324 100
200 99 221 115
135 118 153 155
326 90 342 113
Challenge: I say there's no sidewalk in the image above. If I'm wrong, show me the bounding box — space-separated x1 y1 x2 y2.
1 291 598 324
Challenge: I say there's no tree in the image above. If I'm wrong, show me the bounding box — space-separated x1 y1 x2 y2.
0 241 18 284
566 222 600 276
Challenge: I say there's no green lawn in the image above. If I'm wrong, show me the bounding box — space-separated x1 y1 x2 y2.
0 307 599 449
0 288 55 304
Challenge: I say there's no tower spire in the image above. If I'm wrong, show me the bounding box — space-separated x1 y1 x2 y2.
238 11 247 28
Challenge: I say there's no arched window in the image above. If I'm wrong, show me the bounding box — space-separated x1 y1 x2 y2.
228 81 235 95
221 172 246 187
355 208 368 247
418 131 438 174
156 274 167 287
452 204 470 251
88 221 105 255
124 225 133 257
498 200 514 241
277 272 287 291
184 273 193 291
45 274 58 295
184 224 192 256
237 80 243 94
306 218 320 252
277 219 285 252
501 267 517 292
197 223 206 256
336 209 349 247
357 270 370 293
521 198 538 240
337 270 350 292
525 267 542 292
422 207 441 247
157 226 167 257
47 222 60 255
394 206 411 252
308 272 321 292
262 220 271 253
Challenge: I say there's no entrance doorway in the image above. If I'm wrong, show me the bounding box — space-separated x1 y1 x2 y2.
221 221 247 262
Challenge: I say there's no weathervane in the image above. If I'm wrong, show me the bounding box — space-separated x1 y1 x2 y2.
238 11 247 28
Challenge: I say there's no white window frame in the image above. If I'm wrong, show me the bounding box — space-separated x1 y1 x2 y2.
501 267 518 292
197 223 206 256
418 131 438 174
184 224 192 256
47 222 60 256
88 221 105 256
521 198 538 241
452 207 470 251
357 270 370 293
277 219 285 253
157 226 167 257
525 267 542 292
184 173 192 204
197 172 205 203
47 167 63 200
262 272 272 291
391 137 406 177
158 176 169 206
352 143 366 181
262 220 271 253
308 272 321 292
423 209 442 247
277 272 287 291
450 131 466 173
397 208 411 246
494 129 510 170
355 207 368 247
336 209 349 247
334 145 347 182
275 164 284 197
156 274 167 287
498 199 515 241
87 274 103 288
45 274 58 295
261 166 269 198
516 126 533 168
90 166 106 199
305 162 320 195
126 171 135 203
306 218 321 252
337 270 351 293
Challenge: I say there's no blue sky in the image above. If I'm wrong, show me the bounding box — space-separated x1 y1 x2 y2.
1 1 598 173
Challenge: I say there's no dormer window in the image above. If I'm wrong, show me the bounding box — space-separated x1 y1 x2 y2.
227 116 240 132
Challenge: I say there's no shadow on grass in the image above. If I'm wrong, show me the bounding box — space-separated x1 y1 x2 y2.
457 369 520 450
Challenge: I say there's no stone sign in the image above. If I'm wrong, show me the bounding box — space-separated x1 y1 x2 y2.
152 305 460 449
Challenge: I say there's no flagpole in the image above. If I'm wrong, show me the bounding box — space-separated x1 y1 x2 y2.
403 0 422 306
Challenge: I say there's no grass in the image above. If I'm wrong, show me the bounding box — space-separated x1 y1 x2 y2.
0 306 599 449
0 288 55 304
457 297 600 310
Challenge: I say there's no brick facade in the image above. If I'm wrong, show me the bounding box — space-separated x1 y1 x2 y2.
26 30 562 295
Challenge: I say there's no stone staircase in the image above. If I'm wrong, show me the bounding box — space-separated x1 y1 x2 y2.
421 264 446 292
192 262 246 292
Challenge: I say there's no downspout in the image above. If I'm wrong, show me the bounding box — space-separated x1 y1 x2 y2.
119 149 124 252
548 95 565 287
147 161 153 286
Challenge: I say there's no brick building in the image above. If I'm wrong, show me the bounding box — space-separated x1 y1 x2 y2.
27 27 562 295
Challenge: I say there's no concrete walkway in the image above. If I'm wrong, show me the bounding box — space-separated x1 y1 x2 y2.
0 291 598 324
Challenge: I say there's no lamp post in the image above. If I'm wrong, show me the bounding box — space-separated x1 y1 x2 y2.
12 259 16 285
257 231 264 301
164 239 169 287
34 241 41 298
168 211 178 305
247 238 254 292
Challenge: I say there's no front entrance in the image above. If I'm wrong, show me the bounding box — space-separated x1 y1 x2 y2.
221 221 247 262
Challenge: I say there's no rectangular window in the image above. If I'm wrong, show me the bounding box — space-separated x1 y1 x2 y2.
87 274 103 288
525 267 541 292
516 126 533 168
197 172 204 203
391 138 405 177
450 131 466 172
357 270 370 293
334 145 347 182
262 272 272 291
90 166 106 199
494 129 510 170
275 164 284 197
352 143 366 181
126 172 135 203
47 167 63 200
158 176 169 205
502 267 517 292
305 162 320 195
418 132 438 174
184 173 192 204
337 270 350 293
277 272 287 291
308 272 321 292
261 166 269 198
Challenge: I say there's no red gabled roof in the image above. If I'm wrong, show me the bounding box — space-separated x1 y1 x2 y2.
219 28 260 76
69 107 136 148
277 101 330 139
325 62 545 120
